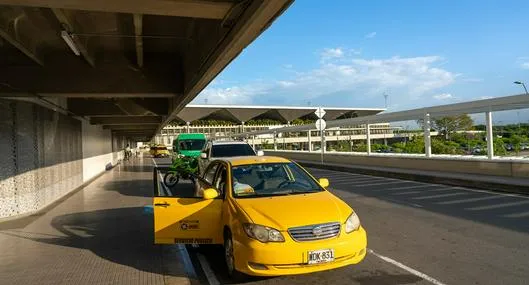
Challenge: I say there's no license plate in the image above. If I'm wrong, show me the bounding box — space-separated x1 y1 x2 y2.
307 249 334 264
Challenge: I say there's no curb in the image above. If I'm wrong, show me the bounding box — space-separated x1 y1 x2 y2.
298 161 529 195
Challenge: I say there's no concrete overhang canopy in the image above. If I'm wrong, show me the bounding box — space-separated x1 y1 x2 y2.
0 0 295 141
176 104 386 124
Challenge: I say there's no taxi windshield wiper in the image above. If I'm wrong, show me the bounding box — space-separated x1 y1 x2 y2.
236 192 290 198
289 189 321 195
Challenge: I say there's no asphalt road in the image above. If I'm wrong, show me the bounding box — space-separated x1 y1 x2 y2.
154 157 529 285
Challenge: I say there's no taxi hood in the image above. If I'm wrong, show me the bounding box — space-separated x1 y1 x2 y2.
234 191 352 231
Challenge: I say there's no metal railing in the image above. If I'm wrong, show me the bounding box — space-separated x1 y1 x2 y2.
227 94 529 161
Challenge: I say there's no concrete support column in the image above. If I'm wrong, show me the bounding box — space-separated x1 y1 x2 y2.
424 113 432 157
273 132 277 151
308 130 312 152
186 121 190 133
486 111 494 159
366 124 371 155
252 135 256 149
241 121 245 134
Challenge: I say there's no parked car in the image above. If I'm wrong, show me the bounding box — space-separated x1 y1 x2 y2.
198 140 263 175
152 156 367 280
151 145 170 158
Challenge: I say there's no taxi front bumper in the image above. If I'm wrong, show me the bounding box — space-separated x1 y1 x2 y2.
233 226 367 276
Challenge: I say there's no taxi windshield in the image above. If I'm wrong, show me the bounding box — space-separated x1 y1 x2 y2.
231 163 323 198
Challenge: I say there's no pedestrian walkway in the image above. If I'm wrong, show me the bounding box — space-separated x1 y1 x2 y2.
0 154 197 285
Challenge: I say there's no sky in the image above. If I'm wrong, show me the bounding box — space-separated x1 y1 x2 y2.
192 0 529 124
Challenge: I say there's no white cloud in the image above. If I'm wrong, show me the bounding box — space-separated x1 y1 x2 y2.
195 51 456 107
320 48 344 62
278 80 295 87
517 57 529 69
350 49 362 55
194 85 265 105
365 32 377 39
433 93 454 100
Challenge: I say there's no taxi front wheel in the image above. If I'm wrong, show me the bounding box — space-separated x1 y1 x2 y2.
224 231 246 281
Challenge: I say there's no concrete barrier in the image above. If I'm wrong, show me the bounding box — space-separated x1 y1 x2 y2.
264 150 529 194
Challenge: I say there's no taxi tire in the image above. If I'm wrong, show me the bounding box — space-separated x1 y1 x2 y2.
224 231 246 282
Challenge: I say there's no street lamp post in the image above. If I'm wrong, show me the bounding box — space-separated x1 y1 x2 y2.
514 81 529 95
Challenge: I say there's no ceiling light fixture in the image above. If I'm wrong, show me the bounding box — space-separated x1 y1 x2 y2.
60 30 80 56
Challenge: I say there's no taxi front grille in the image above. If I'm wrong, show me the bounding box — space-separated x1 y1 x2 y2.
287 222 340 242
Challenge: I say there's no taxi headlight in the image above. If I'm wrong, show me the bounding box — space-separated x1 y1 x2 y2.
345 212 361 233
243 223 284 243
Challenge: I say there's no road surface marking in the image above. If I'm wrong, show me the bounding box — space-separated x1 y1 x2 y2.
368 249 447 285
352 181 410 187
374 184 437 191
421 187 454 193
467 200 529 211
412 192 468 200
503 211 529 218
152 158 173 196
178 244 198 280
437 195 505 205
309 168 529 199
394 190 422 195
197 253 221 285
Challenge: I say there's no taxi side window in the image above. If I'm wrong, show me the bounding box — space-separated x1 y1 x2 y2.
204 163 219 184
213 165 227 197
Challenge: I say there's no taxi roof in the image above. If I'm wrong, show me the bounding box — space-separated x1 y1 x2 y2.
218 156 291 166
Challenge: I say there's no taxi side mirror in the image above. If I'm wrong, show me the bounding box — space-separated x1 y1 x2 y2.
200 152 208 159
318 178 329 188
203 188 219 200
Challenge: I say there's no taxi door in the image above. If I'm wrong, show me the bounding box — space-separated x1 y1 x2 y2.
153 162 225 245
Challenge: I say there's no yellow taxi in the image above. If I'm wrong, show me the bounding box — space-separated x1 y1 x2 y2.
153 156 367 279
150 145 170 158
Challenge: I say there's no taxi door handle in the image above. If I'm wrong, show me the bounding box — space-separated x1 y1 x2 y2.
154 202 170 207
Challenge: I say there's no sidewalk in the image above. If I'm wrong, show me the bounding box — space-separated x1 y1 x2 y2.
0 155 198 285
297 160 529 194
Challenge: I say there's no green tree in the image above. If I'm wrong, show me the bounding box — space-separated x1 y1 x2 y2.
493 138 507 156
336 140 352 152
261 140 273 149
352 142 367 152
510 134 523 155
418 114 473 140
431 139 464 155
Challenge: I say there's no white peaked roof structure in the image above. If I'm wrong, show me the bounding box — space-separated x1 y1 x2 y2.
173 104 386 124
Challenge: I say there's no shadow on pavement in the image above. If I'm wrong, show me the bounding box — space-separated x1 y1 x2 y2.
190 245 276 285
328 181 529 234
120 164 155 173
8 207 188 278
102 180 153 197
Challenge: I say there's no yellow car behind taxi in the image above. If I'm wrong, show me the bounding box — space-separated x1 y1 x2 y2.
153 156 367 280
150 145 170 158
